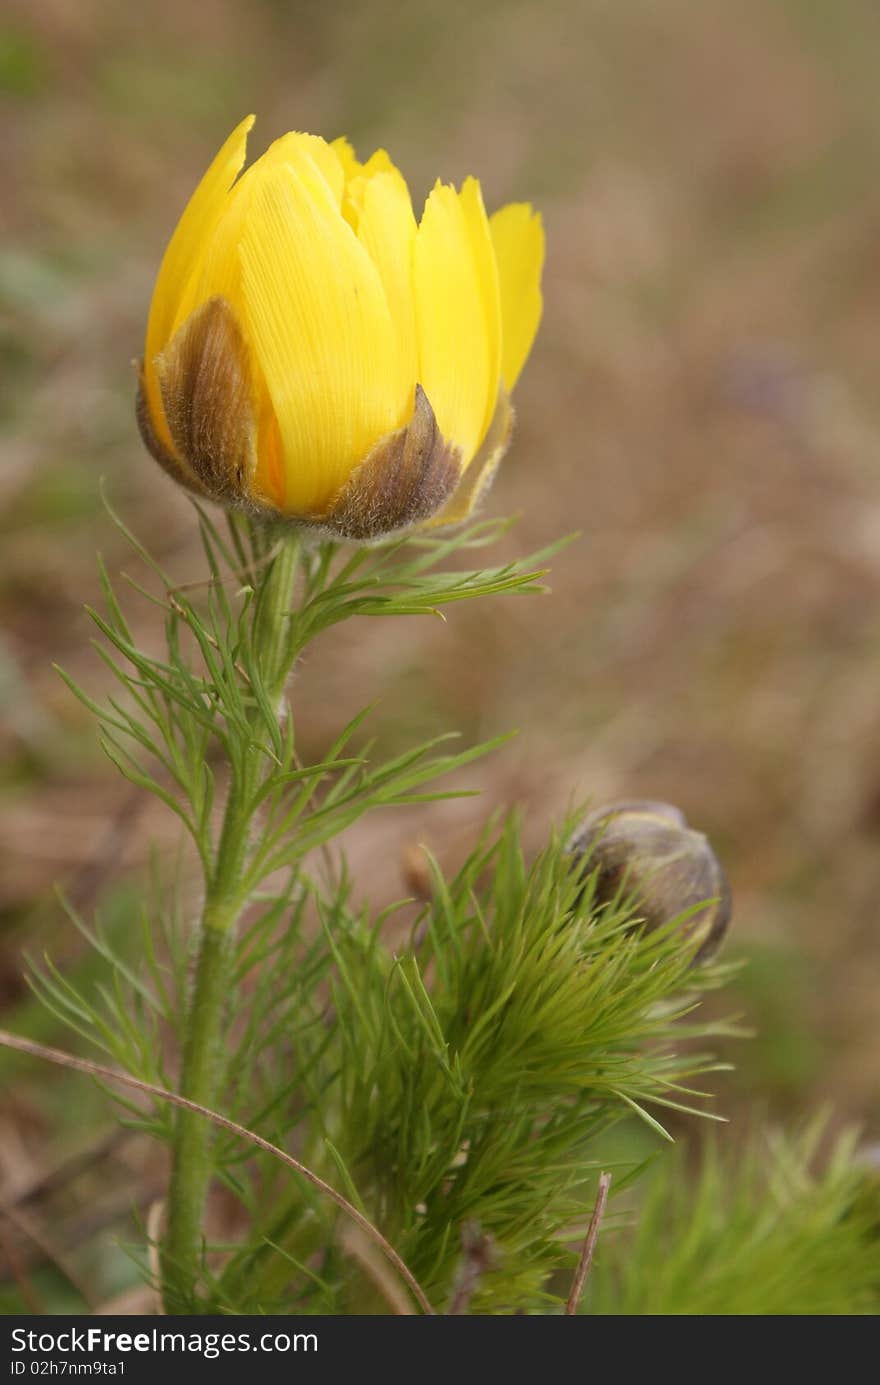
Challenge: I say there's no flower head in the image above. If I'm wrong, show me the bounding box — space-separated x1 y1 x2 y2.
137 117 544 539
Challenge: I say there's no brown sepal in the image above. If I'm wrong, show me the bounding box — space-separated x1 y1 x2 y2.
322 384 463 541
135 368 208 500
153 295 259 507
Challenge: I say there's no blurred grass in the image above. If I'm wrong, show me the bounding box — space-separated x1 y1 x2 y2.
2 0 880 1311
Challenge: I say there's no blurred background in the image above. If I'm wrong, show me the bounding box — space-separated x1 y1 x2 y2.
2 0 880 1311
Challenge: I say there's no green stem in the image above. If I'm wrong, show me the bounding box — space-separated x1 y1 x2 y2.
161 531 300 1312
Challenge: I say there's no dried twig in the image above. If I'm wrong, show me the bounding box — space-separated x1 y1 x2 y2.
0 1199 94 1308
565 1171 612 1316
0 1183 164 1291
0 1028 435 1317
0 1213 43 1313
10 1129 128 1209
447 1220 495 1315
146 1200 166 1316
165 538 284 597
167 595 251 683
339 1224 415 1316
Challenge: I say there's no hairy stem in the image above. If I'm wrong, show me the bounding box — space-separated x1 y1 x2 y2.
161 531 300 1312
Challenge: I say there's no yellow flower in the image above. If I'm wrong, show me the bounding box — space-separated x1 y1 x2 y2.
137 117 544 540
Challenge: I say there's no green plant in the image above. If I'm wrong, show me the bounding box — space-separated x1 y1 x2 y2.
588 1123 880 1316
17 501 741 1314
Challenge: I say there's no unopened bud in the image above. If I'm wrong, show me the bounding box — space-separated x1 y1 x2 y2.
569 800 731 963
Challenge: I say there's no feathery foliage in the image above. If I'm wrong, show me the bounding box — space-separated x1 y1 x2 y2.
23 499 868 1316
587 1123 880 1315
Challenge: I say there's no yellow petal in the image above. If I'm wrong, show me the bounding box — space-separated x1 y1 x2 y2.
169 178 249 334
331 135 361 185
338 146 396 232
144 116 254 451
332 138 395 194
239 161 409 516
165 134 351 512
346 168 418 393
358 148 395 181
414 178 501 465
251 131 345 204
489 203 544 391
171 132 345 331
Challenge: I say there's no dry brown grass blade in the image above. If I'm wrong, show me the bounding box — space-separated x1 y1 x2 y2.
339 1223 415 1316
0 1213 43 1313
10 1129 128 1210
145 1200 166 1316
0 1198 95 1308
0 1028 435 1316
565 1171 612 1316
447 1220 495 1315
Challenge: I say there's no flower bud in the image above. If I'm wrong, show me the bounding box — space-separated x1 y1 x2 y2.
569 800 731 962
137 118 544 541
